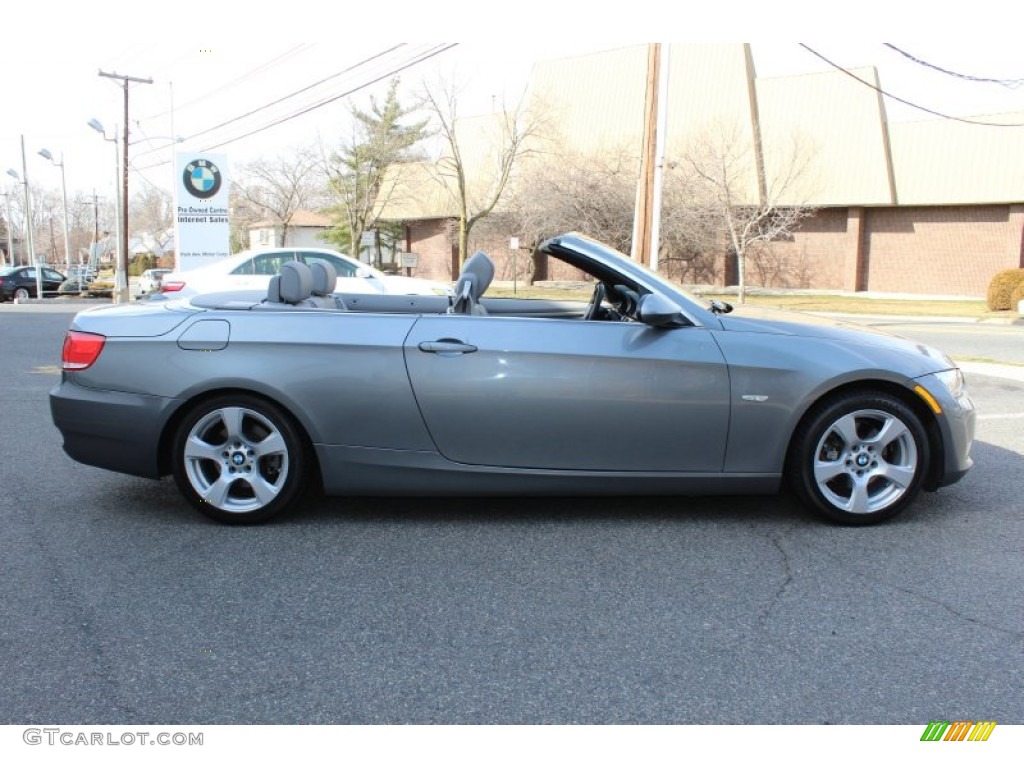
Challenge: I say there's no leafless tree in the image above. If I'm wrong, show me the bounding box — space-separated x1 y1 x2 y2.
422 78 542 265
677 121 819 302
499 144 636 253
234 148 324 247
129 185 174 254
494 143 721 285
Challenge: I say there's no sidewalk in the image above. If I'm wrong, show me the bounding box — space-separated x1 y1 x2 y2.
954 360 1024 383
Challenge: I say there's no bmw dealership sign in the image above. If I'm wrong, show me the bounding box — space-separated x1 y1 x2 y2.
174 153 229 270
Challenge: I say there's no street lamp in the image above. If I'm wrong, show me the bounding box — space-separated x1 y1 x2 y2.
88 119 125 301
37 148 73 280
7 139 41 300
0 190 14 267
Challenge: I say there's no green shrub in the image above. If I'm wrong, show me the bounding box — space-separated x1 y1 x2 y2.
986 268 1024 311
129 254 156 277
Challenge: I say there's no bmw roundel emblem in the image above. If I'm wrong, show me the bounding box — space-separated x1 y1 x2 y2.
183 159 222 199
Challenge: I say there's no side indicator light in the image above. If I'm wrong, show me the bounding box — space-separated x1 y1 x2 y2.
914 385 943 415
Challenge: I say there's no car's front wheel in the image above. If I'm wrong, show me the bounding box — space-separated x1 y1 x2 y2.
788 391 929 525
171 394 310 524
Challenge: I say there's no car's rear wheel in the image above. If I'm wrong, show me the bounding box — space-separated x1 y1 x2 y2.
14 287 30 300
171 394 308 524
788 391 929 525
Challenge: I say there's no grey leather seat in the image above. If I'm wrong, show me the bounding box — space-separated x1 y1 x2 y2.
449 251 494 315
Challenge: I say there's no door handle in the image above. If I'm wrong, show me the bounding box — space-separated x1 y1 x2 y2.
418 339 478 354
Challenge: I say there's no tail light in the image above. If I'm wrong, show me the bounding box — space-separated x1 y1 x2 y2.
62 331 106 370
161 281 185 293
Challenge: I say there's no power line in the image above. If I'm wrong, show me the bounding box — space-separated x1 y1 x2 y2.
883 44 1024 88
142 44 316 120
799 44 1024 127
199 44 456 152
133 44 409 159
136 43 457 168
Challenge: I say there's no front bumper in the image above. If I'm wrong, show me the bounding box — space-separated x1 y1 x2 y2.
912 370 976 489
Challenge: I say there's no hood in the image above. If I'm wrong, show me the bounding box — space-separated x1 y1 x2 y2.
717 305 956 369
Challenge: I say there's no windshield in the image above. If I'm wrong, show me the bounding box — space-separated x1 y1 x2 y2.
548 233 710 307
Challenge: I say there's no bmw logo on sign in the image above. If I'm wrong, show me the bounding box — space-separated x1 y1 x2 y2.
183 159 222 199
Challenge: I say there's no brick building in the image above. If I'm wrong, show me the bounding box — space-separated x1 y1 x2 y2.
380 44 1024 297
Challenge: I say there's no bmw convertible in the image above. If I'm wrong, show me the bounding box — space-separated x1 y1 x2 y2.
50 233 975 525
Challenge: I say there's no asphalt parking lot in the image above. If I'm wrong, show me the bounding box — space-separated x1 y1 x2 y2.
1 306 1021 724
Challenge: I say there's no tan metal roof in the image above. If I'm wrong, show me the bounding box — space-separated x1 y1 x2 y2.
891 112 1024 204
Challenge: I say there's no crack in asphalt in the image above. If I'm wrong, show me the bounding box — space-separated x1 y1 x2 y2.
755 529 796 629
816 547 1024 641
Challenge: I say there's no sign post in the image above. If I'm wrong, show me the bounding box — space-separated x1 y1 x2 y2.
174 153 230 272
510 237 520 294
400 252 418 277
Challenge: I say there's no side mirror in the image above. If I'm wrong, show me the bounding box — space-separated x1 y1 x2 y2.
636 293 687 328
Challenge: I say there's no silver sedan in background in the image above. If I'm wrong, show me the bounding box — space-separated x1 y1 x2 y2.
50 233 975 525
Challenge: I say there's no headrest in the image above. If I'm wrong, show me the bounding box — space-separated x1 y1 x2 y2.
457 251 494 302
267 275 282 303
310 261 338 296
279 261 313 304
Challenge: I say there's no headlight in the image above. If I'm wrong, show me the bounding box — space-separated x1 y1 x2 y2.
932 367 974 412
933 368 965 399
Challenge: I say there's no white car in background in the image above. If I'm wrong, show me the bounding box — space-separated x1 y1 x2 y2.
159 247 450 298
137 268 172 296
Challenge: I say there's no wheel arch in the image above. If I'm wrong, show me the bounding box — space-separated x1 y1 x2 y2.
784 378 944 491
156 387 323 492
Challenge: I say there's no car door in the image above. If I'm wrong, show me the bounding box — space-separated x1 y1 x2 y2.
404 315 730 472
20 268 37 296
43 269 65 295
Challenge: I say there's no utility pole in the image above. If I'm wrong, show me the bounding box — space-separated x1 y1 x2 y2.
1 192 12 266
99 70 153 303
631 44 661 267
87 190 104 295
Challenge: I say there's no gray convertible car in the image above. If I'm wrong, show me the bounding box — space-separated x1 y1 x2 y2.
50 233 975 525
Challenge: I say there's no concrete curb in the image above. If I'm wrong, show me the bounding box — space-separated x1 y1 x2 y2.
810 311 1024 326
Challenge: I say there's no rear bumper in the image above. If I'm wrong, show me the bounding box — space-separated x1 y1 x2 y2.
49 378 178 479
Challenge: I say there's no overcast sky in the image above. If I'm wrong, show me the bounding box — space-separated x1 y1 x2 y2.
3 1 1022 200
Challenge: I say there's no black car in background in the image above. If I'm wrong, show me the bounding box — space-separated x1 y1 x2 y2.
0 266 67 301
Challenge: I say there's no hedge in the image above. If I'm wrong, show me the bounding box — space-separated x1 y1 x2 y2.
986 268 1024 311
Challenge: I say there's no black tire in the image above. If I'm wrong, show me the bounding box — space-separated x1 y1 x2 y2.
14 287 30 300
788 391 929 525
171 394 310 524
